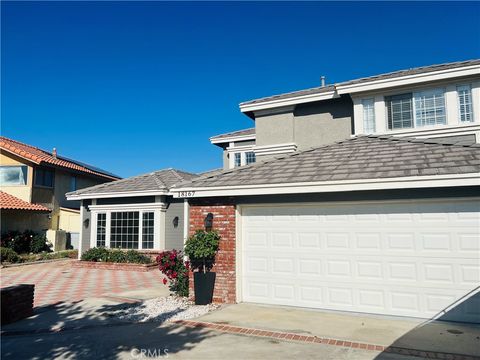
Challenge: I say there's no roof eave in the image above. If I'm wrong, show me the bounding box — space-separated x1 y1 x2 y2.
172 173 480 198
66 189 170 201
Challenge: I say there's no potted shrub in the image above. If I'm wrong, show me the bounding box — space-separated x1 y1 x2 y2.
184 230 220 305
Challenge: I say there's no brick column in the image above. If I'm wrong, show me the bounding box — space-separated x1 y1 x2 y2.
188 199 236 304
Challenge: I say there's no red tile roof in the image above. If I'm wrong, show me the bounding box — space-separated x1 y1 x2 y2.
0 191 50 212
0 136 120 180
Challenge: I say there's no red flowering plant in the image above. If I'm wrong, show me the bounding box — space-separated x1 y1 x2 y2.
156 249 189 297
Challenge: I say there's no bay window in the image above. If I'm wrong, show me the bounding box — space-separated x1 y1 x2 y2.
93 209 158 250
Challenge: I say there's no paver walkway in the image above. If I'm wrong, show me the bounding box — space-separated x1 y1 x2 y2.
0 260 163 307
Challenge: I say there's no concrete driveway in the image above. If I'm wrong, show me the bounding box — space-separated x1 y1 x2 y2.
2 291 407 360
195 303 480 359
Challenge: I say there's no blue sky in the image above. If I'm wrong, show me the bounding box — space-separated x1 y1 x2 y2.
2 1 479 178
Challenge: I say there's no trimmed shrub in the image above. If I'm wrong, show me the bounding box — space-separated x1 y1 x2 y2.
1 247 21 264
81 247 152 264
184 230 220 273
30 234 51 254
81 247 109 262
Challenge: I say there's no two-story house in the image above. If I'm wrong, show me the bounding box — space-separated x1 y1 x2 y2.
171 59 480 323
0 136 120 249
211 59 479 168
68 59 480 323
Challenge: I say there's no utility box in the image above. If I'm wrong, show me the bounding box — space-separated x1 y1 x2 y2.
46 230 67 251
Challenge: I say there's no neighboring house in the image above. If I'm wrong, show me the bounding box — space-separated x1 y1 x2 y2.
66 169 198 255
170 59 480 323
211 59 479 169
0 136 120 248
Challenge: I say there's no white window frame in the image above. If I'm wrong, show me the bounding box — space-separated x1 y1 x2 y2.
227 143 255 169
362 98 376 133
457 84 474 123
90 203 164 250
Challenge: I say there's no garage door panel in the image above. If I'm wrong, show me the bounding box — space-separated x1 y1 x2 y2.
241 200 480 321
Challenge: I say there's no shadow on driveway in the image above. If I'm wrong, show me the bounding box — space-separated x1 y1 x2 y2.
1 300 214 359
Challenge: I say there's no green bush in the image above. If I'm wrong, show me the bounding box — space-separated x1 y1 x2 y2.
1 247 21 264
81 247 152 264
81 247 109 262
30 234 51 254
184 230 220 272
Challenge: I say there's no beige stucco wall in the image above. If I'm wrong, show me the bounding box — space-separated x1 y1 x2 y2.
253 97 353 152
0 152 33 202
58 208 80 233
255 111 295 147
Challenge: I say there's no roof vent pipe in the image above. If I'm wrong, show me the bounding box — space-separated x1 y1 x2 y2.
52 148 57 158
320 76 326 87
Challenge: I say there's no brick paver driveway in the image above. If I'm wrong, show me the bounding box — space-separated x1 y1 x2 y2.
1 260 163 307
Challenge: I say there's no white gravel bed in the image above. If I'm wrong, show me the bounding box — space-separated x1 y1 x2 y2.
111 296 220 323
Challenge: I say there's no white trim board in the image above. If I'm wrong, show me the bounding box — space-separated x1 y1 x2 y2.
67 190 169 201
172 173 480 198
210 133 256 145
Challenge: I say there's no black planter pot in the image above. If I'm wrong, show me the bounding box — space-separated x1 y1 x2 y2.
193 272 216 305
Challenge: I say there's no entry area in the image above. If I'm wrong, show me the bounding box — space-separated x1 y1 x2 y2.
240 199 480 322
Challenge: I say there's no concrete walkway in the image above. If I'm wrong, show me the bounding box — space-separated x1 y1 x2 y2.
197 303 480 358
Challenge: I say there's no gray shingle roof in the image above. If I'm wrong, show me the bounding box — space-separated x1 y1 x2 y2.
210 128 255 140
241 59 480 106
69 168 198 196
175 136 480 188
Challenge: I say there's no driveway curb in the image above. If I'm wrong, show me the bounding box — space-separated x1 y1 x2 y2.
174 319 479 360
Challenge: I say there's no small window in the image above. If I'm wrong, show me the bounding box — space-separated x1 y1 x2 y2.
142 212 155 249
70 176 77 192
362 99 375 133
96 213 106 247
234 153 241 167
457 85 474 122
386 93 413 130
0 166 27 185
34 168 54 188
245 152 256 165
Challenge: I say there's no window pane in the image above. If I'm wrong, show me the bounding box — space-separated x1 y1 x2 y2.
34 168 54 187
110 211 139 249
457 85 474 122
414 89 446 127
0 166 27 185
234 153 241 167
245 152 256 165
96 213 106 247
386 94 413 129
142 212 155 249
362 98 375 133
70 176 77 191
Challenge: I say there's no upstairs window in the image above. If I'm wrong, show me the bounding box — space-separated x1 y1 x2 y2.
70 176 77 192
34 168 54 188
414 89 446 127
245 151 256 165
386 93 413 129
362 98 376 133
457 85 474 122
0 166 27 185
386 89 446 130
234 153 242 167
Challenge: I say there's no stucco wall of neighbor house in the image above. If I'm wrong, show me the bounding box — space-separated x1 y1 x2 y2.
188 199 236 304
58 208 80 233
0 152 34 203
1 210 50 233
293 96 354 150
165 198 185 251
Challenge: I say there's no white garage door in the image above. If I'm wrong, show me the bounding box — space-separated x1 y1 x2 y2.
241 200 480 322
